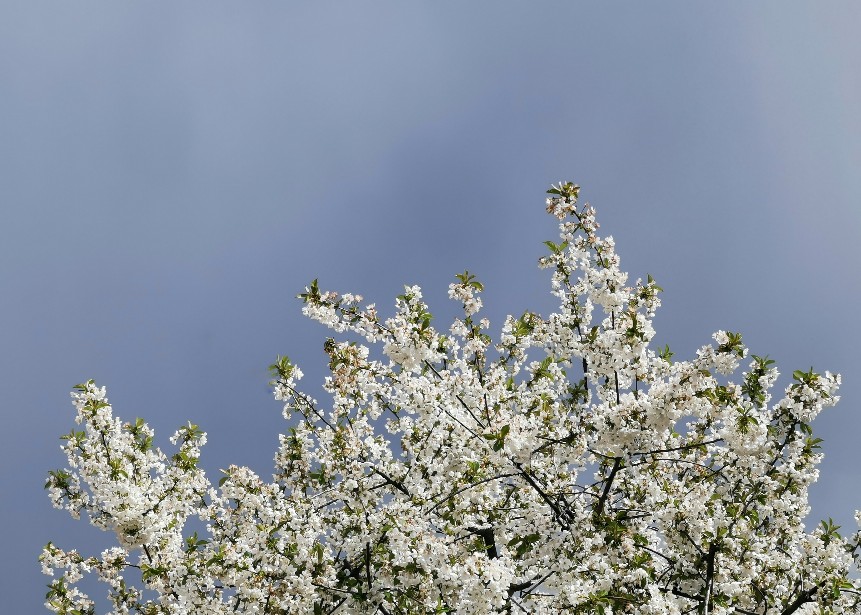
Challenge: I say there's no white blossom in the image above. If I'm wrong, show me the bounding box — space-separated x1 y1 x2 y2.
42 183 861 615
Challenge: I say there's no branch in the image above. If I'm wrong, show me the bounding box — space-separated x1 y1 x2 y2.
424 359 486 429
426 472 518 515
594 456 622 517
371 469 410 497
509 571 554 598
702 542 717 615
364 543 372 595
513 462 571 529
467 526 498 559
632 439 723 457
781 586 818 615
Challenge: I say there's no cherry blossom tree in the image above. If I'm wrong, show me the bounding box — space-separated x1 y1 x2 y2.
43 183 861 614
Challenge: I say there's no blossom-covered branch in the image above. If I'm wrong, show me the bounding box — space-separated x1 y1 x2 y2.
43 183 861 615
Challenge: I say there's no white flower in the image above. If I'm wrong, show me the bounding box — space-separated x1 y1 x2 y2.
43 184 858 614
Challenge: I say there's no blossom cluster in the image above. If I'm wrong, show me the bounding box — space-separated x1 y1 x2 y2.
43 182 861 614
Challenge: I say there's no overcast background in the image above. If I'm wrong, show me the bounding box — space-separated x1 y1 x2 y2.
3 2 861 610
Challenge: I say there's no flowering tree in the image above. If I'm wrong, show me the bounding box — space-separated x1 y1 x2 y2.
43 183 861 615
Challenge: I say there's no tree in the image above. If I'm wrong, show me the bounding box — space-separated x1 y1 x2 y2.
43 182 861 615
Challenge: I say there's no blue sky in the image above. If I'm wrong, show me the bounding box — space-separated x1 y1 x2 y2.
3 3 861 611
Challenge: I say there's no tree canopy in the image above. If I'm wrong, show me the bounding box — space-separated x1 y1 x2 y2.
43 183 861 614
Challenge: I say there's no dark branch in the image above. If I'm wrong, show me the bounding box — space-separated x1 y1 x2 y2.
595 456 623 517
781 586 818 615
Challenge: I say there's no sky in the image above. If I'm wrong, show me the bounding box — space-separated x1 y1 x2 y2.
3 2 861 611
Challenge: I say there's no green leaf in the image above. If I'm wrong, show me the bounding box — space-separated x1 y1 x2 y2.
298 279 321 304
483 424 511 451
793 367 818 384
269 355 295 383
72 380 94 392
820 517 842 546
752 354 776 369
804 436 824 454
46 469 72 489
717 331 745 357
543 240 569 255
508 533 541 557
454 270 483 291
184 531 209 553
546 182 579 199
646 273 663 292
141 563 168 582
